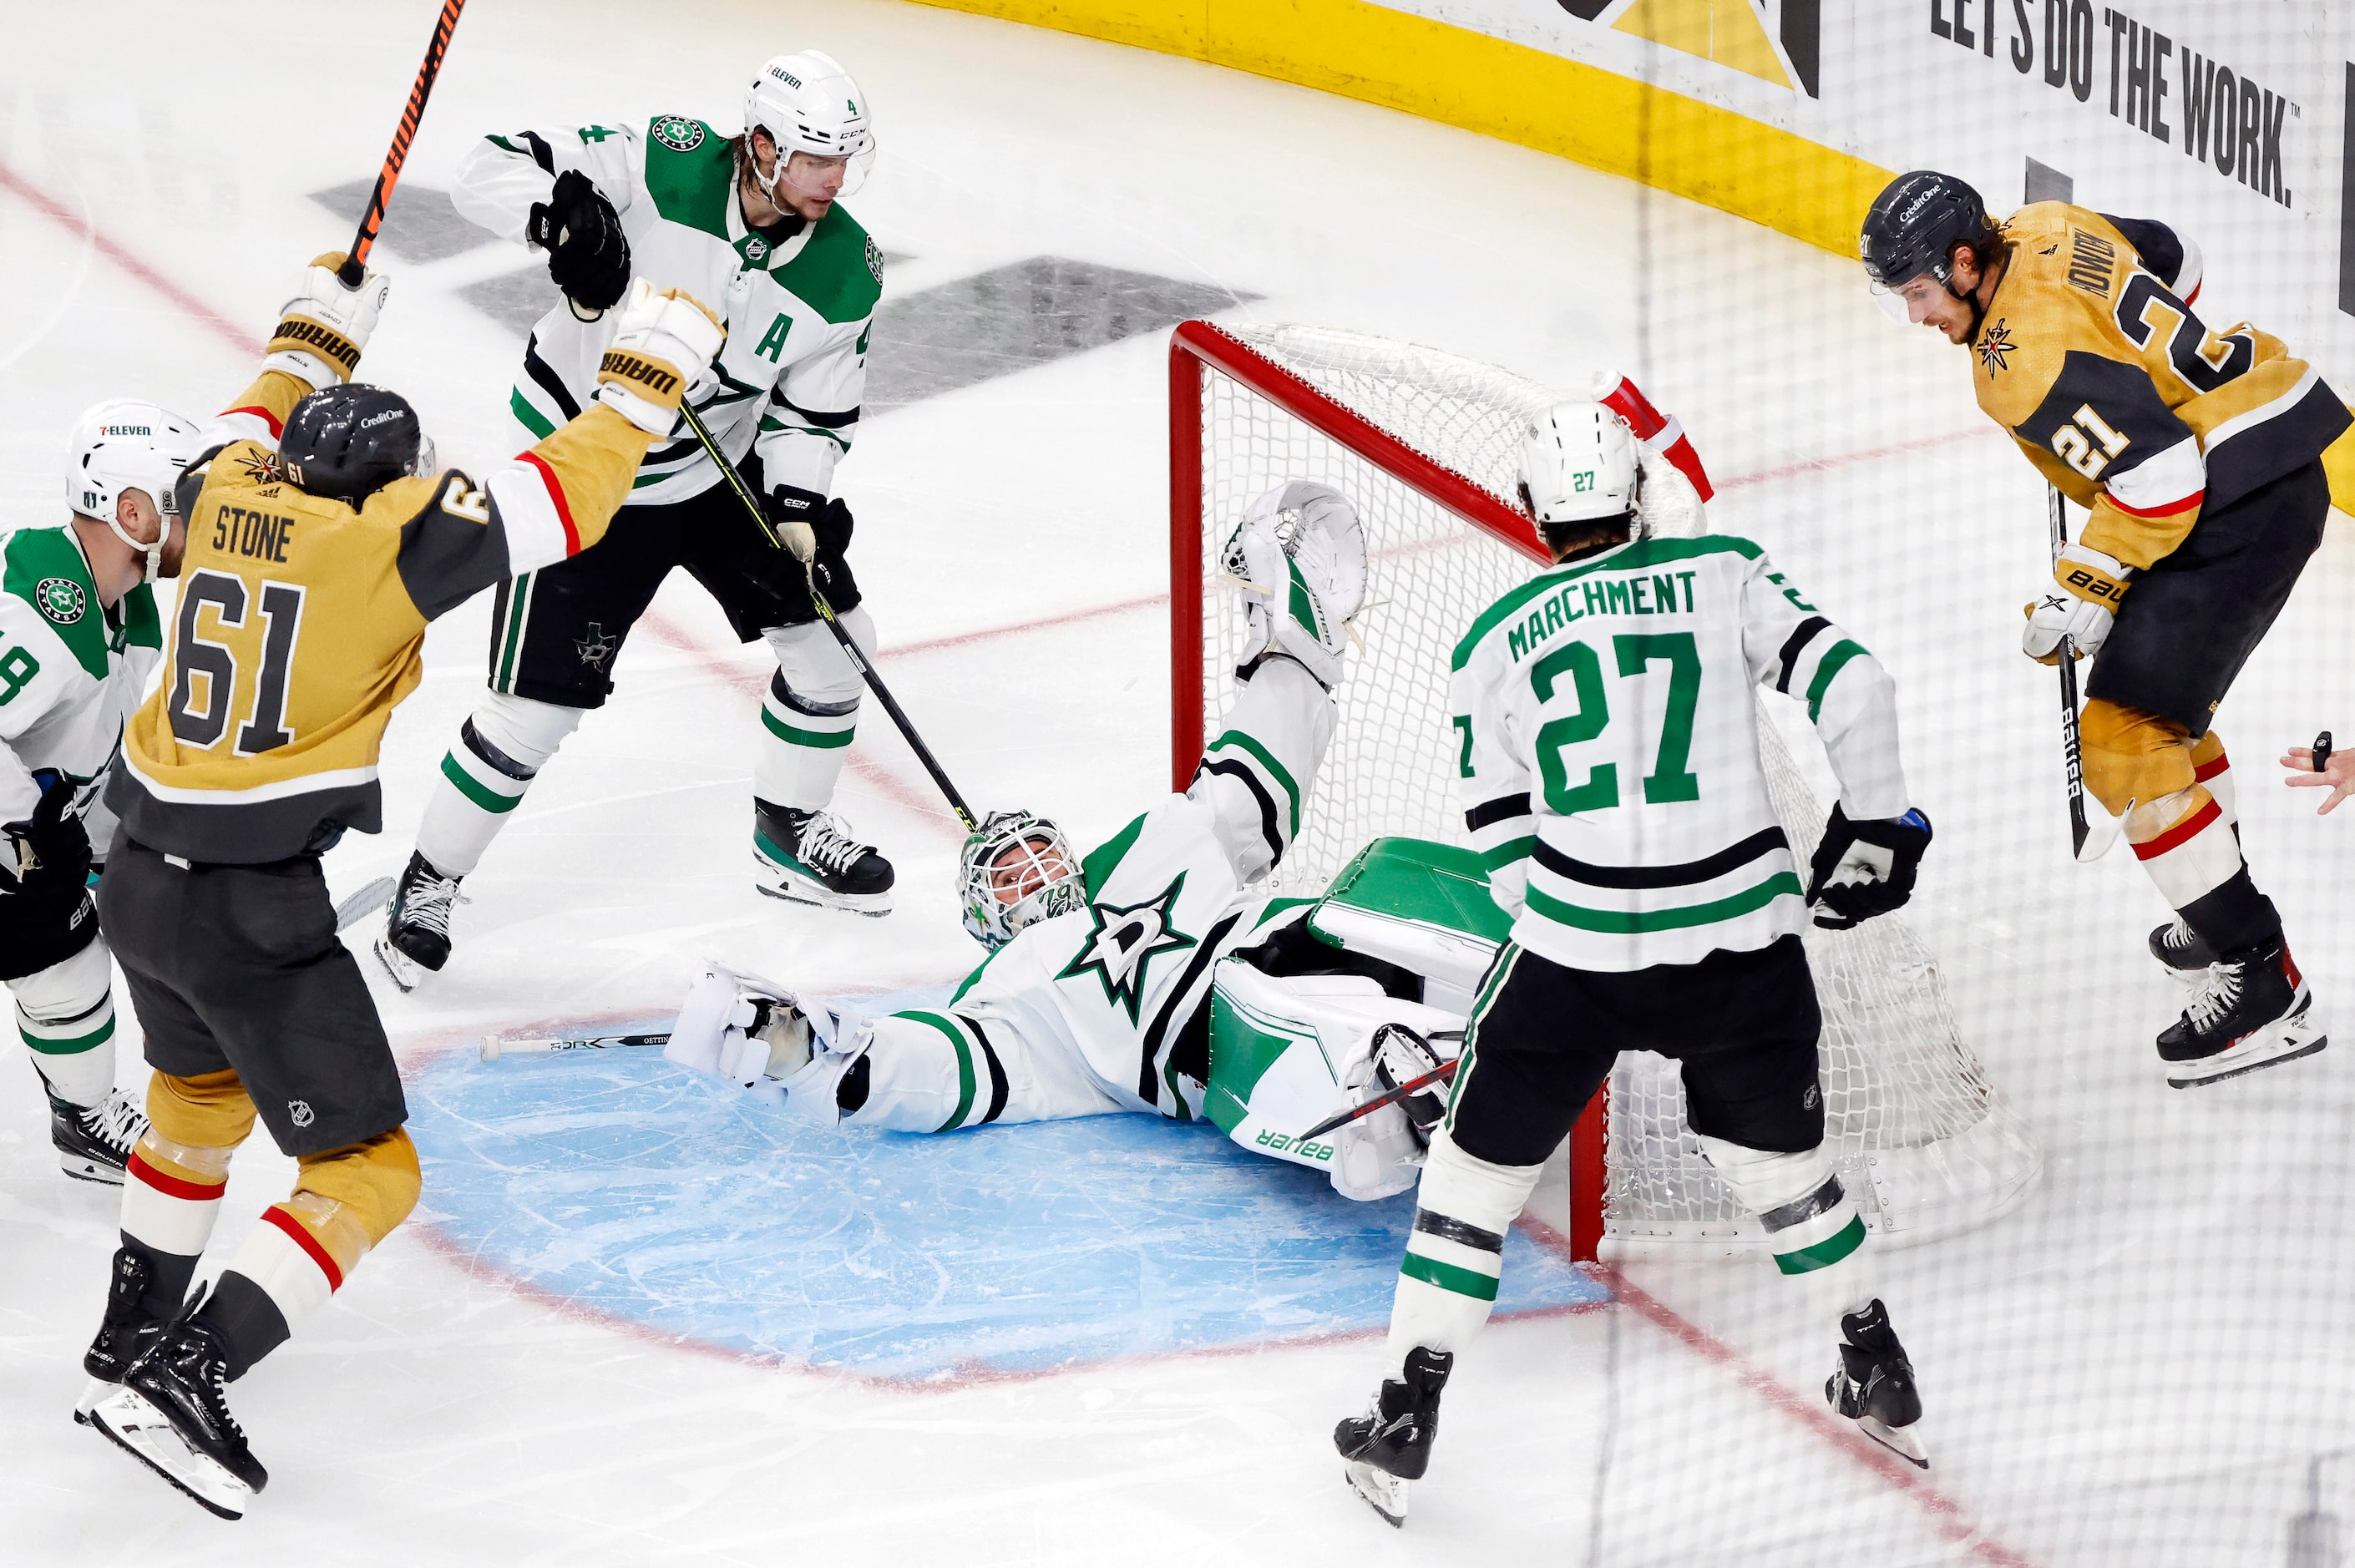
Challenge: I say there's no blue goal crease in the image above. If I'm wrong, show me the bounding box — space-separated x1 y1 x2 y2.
406 1039 1608 1383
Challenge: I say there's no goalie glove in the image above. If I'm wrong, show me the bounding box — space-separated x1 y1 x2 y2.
665 963 814 1088
595 280 726 436
262 252 390 389
528 169 631 315
2023 544 2130 664
1805 804 1932 930
1221 479 1368 690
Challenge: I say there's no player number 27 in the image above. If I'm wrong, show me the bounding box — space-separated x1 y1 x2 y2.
1530 632 1702 813
167 570 306 755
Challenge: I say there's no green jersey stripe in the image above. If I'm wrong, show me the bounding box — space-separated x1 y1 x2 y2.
495 573 534 693
1481 836 1535 871
1208 730 1301 837
1400 1251 1501 1301
762 710 855 748
1806 640 1867 723
22 1014 115 1055
509 388 556 440
1525 872 1802 934
1773 1213 1867 1275
901 1011 978 1132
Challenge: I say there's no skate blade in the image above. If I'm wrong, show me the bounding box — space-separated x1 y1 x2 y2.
372 933 423 994
2167 1002 2328 1089
1855 1414 1930 1469
89 1387 253 1520
752 857 892 918
1344 1460 1409 1527
58 1151 127 1185
72 1377 115 1426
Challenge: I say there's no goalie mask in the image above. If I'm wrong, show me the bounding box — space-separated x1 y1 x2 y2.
744 50 876 203
66 400 203 584
958 809 1081 949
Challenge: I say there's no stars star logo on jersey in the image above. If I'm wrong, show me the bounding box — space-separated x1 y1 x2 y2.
1975 319 2017 378
35 577 84 625
575 623 618 669
651 116 705 153
1056 874 1198 1024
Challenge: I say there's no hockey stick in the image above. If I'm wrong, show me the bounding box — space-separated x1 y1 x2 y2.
480 1030 671 1063
332 875 396 934
676 401 982 833
1296 1057 1460 1142
337 0 469 286
2047 486 2122 862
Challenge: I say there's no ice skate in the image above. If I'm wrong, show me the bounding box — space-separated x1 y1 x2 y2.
1334 1347 1451 1527
373 850 466 993
48 1083 145 1185
2160 939 2327 1088
75 1245 165 1425
89 1311 267 1520
2147 917 2216 980
1826 1298 1927 1468
752 802 893 916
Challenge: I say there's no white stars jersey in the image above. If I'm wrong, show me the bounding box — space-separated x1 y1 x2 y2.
1450 535 1910 972
0 525 161 840
454 114 880 506
919 659 1335 1124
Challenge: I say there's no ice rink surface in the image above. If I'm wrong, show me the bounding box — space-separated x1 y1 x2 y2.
3 2 2353 1563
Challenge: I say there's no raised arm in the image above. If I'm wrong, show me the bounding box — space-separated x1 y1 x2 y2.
1451 644 1536 920
1737 553 1908 822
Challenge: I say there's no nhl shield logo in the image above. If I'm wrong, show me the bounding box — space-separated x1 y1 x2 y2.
35 577 85 625
651 115 705 153
289 1099 316 1129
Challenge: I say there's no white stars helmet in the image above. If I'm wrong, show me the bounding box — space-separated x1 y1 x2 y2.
743 50 877 201
66 399 204 582
1517 400 1641 534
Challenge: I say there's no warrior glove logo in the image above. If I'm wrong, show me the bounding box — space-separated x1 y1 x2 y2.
1056 874 1198 1024
35 577 85 625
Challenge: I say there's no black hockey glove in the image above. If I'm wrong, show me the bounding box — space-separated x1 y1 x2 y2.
1805 805 1932 931
0 777 91 897
528 170 631 313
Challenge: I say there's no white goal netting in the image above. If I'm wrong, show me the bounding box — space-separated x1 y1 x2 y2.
1184 321 2041 1249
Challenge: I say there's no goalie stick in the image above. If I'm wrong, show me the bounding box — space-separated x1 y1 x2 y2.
676 402 982 834
2048 485 2122 862
1296 1056 1460 1142
480 1030 671 1063
337 0 469 286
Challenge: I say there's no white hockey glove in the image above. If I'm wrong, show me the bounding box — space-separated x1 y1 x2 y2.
2023 544 2131 664
1220 480 1369 690
262 252 390 389
595 280 727 437
665 963 813 1088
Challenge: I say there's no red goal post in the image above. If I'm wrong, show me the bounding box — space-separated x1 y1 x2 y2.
1167 319 1610 1262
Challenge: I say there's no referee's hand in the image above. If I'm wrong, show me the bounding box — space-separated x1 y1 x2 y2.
2281 745 2355 815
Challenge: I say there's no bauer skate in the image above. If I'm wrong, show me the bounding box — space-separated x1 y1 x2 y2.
1334 1347 1452 1527
2158 938 2327 1088
374 850 466 993
75 1244 165 1425
2146 917 2216 980
90 1307 267 1520
47 1083 145 1185
1826 1299 1927 1468
752 802 893 916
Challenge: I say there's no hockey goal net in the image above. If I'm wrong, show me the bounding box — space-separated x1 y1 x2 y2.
1169 320 2041 1262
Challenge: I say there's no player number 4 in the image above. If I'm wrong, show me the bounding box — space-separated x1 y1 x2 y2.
167 569 308 756
2050 403 2130 480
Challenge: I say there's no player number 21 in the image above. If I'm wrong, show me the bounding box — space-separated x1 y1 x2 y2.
2050 402 2130 481
1530 631 1702 813
167 569 307 756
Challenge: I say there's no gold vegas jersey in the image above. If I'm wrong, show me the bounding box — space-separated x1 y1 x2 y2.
109 369 654 862
1970 202 2351 570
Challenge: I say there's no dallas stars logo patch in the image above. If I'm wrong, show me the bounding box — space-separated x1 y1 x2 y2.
1056 874 1197 1024
35 577 84 625
575 622 618 669
651 116 705 153
1976 318 2017 378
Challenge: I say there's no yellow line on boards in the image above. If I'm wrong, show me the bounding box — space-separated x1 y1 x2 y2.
902 0 1892 257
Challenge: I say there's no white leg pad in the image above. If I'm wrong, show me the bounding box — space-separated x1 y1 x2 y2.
416 694 585 876
12 938 118 1106
756 608 874 810
1698 1135 1876 1317
1382 1129 1542 1366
